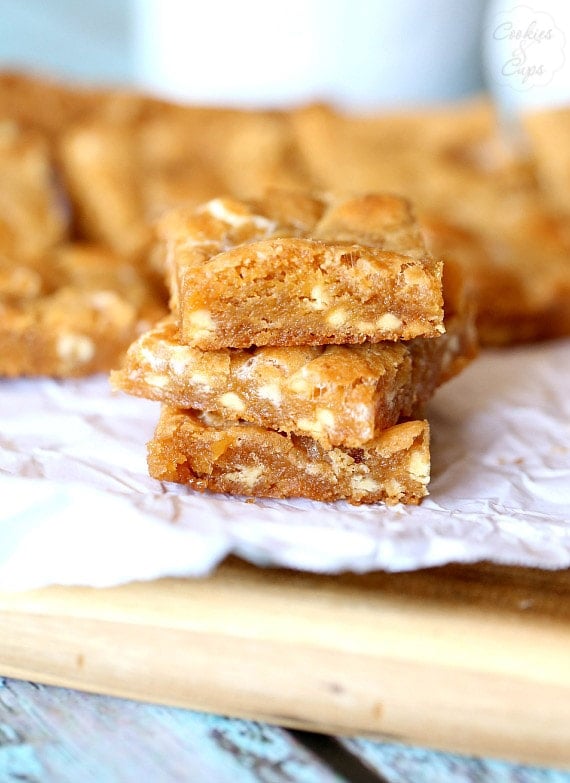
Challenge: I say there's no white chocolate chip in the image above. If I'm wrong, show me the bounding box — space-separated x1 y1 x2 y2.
199 411 226 427
288 375 310 394
353 403 374 422
441 334 460 372
89 291 119 309
169 357 188 376
408 451 430 484
166 344 194 376
4 267 41 298
385 478 404 497
203 199 248 225
219 392 245 412
186 309 216 341
376 313 403 331
57 334 95 364
144 372 169 388
327 308 347 327
188 309 215 330
351 474 381 493
140 345 165 371
225 464 264 489
316 408 335 428
445 334 460 353
186 328 213 341
353 257 376 275
328 449 356 474
188 371 211 388
204 199 276 234
403 266 429 288
257 383 282 406
296 417 324 437
306 285 329 310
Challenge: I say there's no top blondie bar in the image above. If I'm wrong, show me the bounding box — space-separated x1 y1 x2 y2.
159 191 445 349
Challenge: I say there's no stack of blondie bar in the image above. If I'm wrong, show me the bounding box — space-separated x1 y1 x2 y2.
113 191 477 505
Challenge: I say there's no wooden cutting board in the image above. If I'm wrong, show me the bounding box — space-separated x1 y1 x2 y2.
1 558 570 769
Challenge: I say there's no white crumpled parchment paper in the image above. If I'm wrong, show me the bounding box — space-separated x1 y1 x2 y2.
1 339 569 590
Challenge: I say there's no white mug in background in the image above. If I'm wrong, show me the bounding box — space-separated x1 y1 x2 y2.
131 0 486 109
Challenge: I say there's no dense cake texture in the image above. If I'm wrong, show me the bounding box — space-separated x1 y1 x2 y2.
160 192 445 349
148 407 430 505
112 259 476 448
0 244 165 377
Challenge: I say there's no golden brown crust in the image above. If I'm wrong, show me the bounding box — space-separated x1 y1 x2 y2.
148 406 430 505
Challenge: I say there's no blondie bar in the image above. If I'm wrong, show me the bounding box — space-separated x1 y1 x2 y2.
148 407 430 505
0 244 165 377
422 214 570 345
59 108 309 260
0 122 68 260
160 192 444 349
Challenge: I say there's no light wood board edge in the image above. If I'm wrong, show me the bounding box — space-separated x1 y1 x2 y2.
1 560 569 769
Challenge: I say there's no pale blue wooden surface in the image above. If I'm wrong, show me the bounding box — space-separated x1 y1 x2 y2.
0 678 341 783
2 678 570 783
342 738 570 783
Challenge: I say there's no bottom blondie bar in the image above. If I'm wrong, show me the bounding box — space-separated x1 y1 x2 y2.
147 407 430 506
